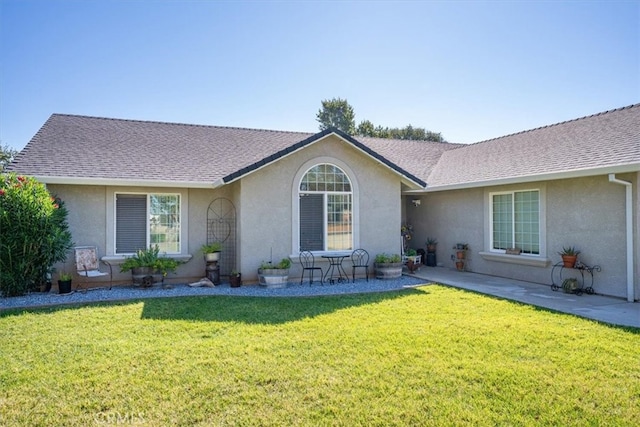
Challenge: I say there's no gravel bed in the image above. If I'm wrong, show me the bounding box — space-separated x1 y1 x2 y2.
1 275 428 310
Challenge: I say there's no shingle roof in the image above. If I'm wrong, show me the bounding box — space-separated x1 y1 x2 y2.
9 114 314 185
426 104 640 189
9 104 639 190
8 114 432 188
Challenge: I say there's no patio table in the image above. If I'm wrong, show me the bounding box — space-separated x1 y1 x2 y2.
321 254 349 284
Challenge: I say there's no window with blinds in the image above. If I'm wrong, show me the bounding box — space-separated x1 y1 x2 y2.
299 164 352 252
115 193 180 254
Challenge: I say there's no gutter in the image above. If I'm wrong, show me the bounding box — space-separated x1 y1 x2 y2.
608 174 635 302
34 176 221 189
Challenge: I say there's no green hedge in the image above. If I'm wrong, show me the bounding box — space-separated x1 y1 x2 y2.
0 173 73 296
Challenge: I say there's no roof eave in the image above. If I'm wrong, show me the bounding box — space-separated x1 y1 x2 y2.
408 163 640 193
32 176 221 189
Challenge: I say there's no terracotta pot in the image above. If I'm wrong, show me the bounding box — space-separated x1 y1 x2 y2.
456 250 465 259
455 261 464 271
562 255 577 268
427 244 437 253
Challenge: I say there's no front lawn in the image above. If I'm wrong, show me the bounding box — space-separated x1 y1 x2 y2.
1 285 638 426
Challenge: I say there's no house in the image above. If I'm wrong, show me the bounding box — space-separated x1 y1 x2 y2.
8 104 640 301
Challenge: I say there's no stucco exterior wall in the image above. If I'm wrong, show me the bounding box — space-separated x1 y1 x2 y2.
238 135 403 282
47 183 235 285
46 135 406 286
407 173 638 300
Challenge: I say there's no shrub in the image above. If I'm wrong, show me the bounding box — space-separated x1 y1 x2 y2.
119 245 181 276
0 173 73 296
374 253 402 264
260 258 292 270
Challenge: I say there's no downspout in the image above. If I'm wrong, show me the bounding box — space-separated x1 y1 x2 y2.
608 174 635 302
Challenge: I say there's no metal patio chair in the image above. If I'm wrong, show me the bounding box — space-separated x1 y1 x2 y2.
299 251 323 285
74 246 113 290
351 249 369 282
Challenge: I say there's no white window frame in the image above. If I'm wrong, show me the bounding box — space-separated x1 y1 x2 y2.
292 158 359 255
480 184 549 267
105 187 189 257
490 189 540 255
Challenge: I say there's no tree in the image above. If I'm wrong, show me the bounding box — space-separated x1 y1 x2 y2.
316 98 356 134
356 119 376 137
316 98 447 142
0 143 18 172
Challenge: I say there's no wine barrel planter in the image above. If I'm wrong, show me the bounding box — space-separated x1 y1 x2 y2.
131 267 163 287
258 269 289 288
375 262 403 279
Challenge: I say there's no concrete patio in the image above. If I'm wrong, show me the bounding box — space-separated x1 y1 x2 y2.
408 266 639 328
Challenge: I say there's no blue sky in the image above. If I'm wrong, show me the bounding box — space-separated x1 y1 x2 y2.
1 0 638 151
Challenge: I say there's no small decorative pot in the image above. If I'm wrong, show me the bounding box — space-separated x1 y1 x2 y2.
455 261 465 271
58 280 72 294
561 255 577 268
230 274 242 288
204 252 221 262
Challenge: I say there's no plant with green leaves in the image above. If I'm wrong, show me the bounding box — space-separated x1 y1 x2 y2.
316 97 356 134
0 173 73 296
120 244 181 276
374 253 402 264
200 242 222 254
260 258 292 270
58 272 72 281
558 246 581 256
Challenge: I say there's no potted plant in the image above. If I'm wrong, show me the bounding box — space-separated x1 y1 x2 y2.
562 277 579 294
229 270 242 288
58 272 73 294
404 248 421 263
454 243 468 259
558 246 580 268
120 245 181 287
374 253 403 279
200 242 223 262
426 237 438 253
258 258 291 288
404 249 420 273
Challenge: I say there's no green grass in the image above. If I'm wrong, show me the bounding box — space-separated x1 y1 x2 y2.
1 285 638 426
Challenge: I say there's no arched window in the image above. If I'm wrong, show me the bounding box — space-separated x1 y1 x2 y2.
299 164 353 251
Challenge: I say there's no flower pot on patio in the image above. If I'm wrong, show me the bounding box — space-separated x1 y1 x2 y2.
258 268 289 288
58 279 72 294
131 267 162 287
229 273 242 288
561 255 578 268
375 262 403 279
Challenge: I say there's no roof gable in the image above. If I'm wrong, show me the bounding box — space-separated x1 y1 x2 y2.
222 128 427 187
